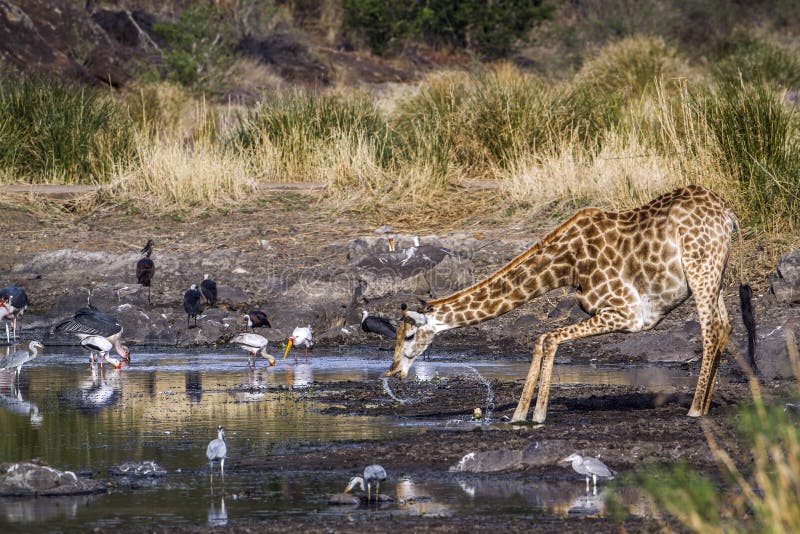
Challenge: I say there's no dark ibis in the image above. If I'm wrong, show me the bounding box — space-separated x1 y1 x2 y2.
243 310 271 333
136 239 155 305
361 310 396 339
184 284 203 329
200 274 217 307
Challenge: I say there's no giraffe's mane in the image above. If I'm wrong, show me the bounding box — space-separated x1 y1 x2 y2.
427 207 598 308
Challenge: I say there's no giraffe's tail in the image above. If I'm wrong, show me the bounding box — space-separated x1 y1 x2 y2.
732 212 757 371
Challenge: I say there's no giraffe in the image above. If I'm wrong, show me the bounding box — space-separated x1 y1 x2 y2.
385 185 756 423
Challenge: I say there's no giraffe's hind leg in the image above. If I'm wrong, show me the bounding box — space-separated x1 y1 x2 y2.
684 251 728 417
701 294 732 415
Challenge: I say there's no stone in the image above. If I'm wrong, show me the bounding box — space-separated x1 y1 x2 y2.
216 285 250 310
754 318 800 381
770 250 800 304
328 493 360 505
606 327 698 363
108 460 166 477
0 461 105 496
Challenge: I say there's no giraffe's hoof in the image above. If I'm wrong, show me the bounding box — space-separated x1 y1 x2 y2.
532 411 547 424
687 408 703 418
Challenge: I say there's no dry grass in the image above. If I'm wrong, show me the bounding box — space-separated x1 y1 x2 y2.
109 136 256 209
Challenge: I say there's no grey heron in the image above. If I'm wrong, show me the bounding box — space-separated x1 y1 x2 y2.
243 310 271 333
136 240 155 305
229 333 276 368
361 311 396 340
206 425 227 481
344 464 387 502
0 285 29 343
184 284 204 329
0 341 44 382
560 453 615 493
282 326 313 362
200 274 218 307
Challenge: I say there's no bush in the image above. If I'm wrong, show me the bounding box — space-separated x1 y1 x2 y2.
152 4 237 88
0 77 136 184
341 0 552 58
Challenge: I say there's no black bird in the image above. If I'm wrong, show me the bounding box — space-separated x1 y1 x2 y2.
184 284 203 329
361 310 397 339
136 239 155 305
54 305 130 362
243 310 271 333
200 274 218 307
0 285 29 343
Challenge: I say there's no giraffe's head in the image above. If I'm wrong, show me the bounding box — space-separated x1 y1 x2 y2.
385 303 436 379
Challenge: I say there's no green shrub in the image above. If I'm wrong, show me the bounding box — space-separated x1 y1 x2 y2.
0 77 136 184
341 0 552 58
230 91 394 166
152 4 237 88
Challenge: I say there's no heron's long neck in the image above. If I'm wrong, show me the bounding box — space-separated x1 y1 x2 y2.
427 233 574 330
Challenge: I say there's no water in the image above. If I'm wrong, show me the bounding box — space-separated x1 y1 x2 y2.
0 347 688 531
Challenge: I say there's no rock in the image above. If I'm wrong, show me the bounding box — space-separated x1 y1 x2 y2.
606 325 699 363
355 244 472 299
216 285 250 310
770 250 800 304
754 318 800 381
108 460 166 477
450 440 573 473
449 449 522 473
328 493 360 505
0 461 104 496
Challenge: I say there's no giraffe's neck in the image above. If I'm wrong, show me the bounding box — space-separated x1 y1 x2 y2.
427 229 575 332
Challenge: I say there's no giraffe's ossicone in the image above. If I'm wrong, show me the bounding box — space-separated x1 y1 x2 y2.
385 185 756 423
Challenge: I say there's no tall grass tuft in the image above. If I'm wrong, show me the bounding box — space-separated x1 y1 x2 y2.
575 35 692 103
230 90 394 176
110 137 254 209
702 81 800 229
637 332 800 532
0 77 136 184
393 64 619 175
714 31 800 89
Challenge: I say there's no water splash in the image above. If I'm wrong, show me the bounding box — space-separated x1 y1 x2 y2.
381 377 406 404
463 366 494 421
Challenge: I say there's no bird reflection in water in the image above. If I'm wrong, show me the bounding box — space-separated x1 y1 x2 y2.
185 370 203 404
0 494 100 523
286 363 313 389
207 496 227 527
58 365 123 414
0 368 42 428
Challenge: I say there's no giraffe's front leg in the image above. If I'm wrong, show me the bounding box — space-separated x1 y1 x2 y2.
511 336 546 422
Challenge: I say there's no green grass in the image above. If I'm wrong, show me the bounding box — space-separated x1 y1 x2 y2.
0 77 136 185
702 81 800 228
